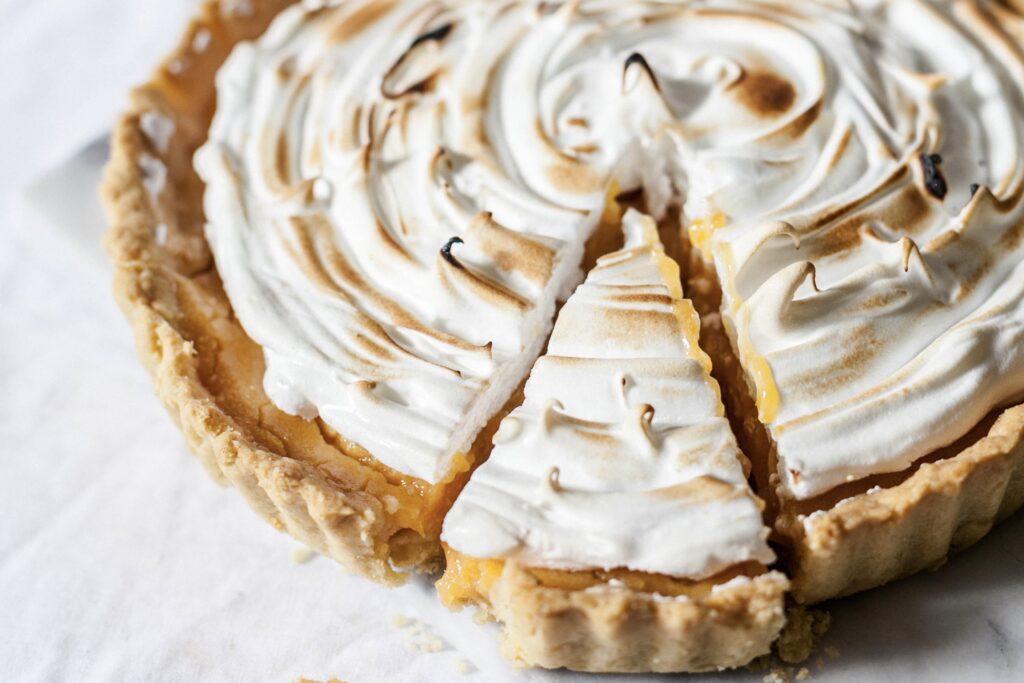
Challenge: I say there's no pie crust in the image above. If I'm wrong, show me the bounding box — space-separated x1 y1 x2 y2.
456 559 787 673
101 0 1024 671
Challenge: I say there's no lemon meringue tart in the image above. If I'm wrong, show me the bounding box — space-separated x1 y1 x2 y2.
102 0 1024 672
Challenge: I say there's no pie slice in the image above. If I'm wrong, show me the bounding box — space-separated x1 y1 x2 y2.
438 210 787 672
673 0 1024 603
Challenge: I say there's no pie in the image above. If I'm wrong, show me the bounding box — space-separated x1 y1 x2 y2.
101 0 1024 673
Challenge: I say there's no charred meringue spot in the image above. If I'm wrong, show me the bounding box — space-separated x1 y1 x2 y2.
440 236 464 269
408 21 454 49
733 69 796 117
622 52 660 93
545 466 563 492
970 182 981 197
809 187 932 259
381 21 455 98
276 56 297 80
546 160 604 194
649 476 747 503
920 153 948 200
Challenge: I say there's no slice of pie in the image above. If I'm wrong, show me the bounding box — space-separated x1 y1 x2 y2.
439 210 787 671
674 0 1024 602
101 0 1024 673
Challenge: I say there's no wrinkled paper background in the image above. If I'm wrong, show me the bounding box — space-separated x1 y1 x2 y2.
1 1 1022 681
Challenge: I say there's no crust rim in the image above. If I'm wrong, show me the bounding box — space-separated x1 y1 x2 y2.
777 403 1024 603
485 563 789 673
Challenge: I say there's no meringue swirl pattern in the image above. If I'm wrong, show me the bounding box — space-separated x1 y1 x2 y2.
198 0 1024 504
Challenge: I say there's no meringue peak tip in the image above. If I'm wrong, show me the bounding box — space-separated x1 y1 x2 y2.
622 51 661 95
900 237 935 284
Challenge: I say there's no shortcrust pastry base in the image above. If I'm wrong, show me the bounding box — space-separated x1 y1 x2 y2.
685 246 1024 604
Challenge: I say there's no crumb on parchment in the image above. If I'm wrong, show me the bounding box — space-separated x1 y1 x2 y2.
778 607 831 664
291 547 315 564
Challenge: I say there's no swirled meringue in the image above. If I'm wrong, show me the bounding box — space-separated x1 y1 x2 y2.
198 0 1024 505
442 210 774 578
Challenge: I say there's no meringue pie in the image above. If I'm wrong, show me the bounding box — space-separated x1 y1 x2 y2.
103 0 1024 673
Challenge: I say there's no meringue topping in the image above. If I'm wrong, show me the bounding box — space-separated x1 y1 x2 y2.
442 211 774 578
198 0 1024 505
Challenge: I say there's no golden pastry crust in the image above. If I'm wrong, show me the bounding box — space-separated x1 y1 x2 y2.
777 404 1024 604
486 563 788 673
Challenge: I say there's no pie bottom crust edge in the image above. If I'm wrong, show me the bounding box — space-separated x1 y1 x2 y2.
101 0 1024 671
483 564 788 673
781 404 1024 603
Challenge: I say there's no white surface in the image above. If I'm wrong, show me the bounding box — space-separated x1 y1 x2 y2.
0 2 1022 682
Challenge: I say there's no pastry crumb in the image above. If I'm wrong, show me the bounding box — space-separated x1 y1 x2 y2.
422 638 445 653
392 614 411 628
825 645 841 660
454 658 474 674
400 618 449 654
762 668 788 683
269 516 285 531
777 606 831 664
292 547 315 564
796 667 811 680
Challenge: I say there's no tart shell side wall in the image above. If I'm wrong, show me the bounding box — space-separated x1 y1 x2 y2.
778 404 1024 603
487 563 789 673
